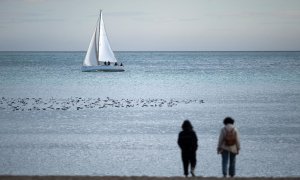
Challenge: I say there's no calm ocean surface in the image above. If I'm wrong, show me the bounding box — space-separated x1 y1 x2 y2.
0 51 299 177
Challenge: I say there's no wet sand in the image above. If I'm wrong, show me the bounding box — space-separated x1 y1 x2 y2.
0 176 299 180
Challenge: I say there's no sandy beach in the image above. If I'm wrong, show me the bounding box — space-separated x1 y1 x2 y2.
0 176 299 180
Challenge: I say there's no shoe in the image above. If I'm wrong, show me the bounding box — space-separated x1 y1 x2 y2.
191 169 195 177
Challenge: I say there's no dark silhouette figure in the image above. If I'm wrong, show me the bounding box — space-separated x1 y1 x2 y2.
104 61 107 65
120 63 123 66
217 117 240 178
178 120 198 177
108 61 110 65
114 62 118 66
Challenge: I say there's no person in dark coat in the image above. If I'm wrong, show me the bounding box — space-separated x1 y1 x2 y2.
178 120 198 177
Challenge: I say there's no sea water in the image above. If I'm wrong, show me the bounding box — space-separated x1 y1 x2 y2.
0 51 299 177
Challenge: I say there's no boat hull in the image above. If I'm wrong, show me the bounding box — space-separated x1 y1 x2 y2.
81 65 125 72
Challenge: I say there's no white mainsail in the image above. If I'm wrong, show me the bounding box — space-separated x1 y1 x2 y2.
83 11 117 66
98 12 117 63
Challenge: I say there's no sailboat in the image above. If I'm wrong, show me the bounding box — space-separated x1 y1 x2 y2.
81 10 124 72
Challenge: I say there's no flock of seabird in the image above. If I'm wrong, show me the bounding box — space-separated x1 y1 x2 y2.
0 97 204 111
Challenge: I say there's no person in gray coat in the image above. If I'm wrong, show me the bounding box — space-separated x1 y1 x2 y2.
217 117 241 178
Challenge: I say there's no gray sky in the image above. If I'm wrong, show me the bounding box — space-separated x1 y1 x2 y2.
0 0 300 51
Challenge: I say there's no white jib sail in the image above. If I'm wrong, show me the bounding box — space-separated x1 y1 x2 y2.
83 18 99 66
98 12 117 63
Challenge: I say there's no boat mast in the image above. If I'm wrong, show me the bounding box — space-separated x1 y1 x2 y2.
96 10 102 65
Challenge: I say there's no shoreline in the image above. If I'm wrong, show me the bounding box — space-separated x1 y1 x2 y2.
0 176 299 180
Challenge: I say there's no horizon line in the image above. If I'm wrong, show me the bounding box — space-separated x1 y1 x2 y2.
1 50 300 52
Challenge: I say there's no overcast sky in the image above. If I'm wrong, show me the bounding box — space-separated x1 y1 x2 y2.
0 0 300 51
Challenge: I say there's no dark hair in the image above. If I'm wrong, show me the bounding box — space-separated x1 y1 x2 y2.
182 120 193 131
223 117 235 125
